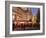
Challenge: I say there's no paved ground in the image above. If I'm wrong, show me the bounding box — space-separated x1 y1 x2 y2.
12 23 40 31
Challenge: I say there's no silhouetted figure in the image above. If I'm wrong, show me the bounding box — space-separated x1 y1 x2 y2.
12 21 15 31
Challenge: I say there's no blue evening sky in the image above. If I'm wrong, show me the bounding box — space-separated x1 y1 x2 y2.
31 8 39 16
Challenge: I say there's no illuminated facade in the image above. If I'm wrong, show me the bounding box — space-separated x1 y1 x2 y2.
12 7 32 22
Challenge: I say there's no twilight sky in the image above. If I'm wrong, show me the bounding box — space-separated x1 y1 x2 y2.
31 8 39 16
